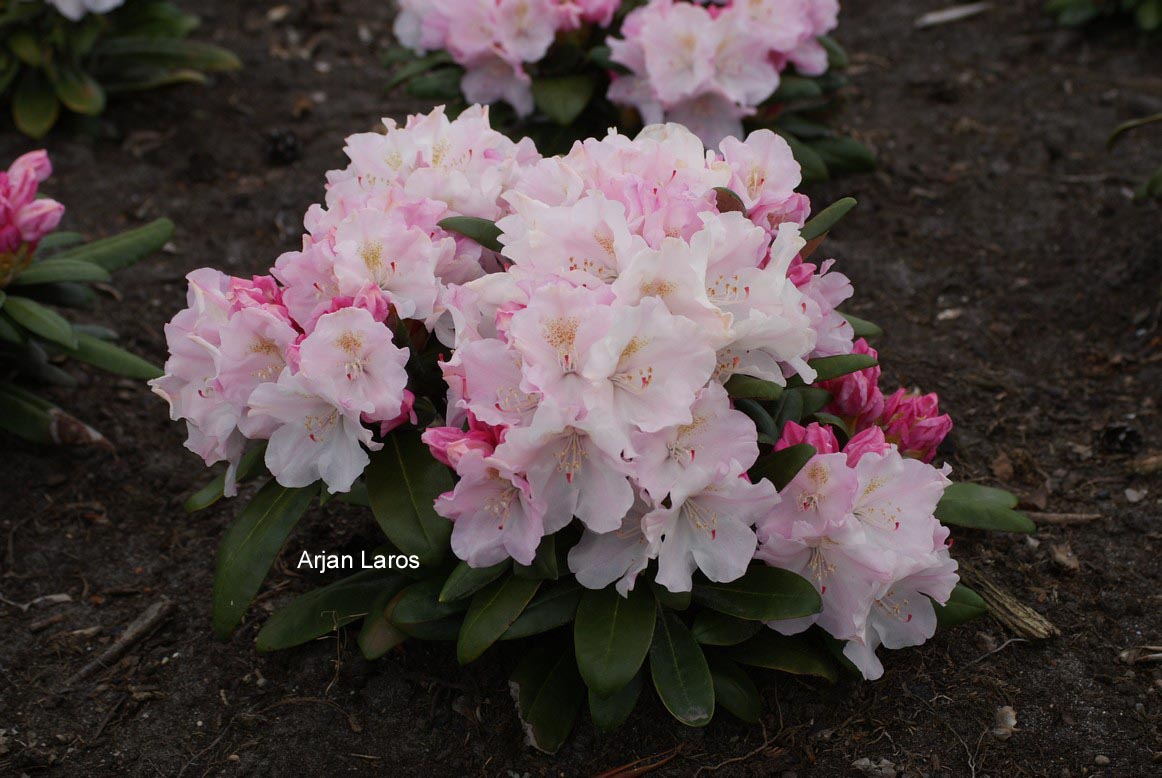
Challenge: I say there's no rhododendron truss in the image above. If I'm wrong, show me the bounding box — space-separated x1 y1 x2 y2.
161 106 1034 752
385 0 873 181
0 1 239 138
0 150 172 448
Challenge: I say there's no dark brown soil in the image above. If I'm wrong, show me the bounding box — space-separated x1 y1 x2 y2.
2 1 1160 775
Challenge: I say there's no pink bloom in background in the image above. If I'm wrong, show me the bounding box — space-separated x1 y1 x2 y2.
608 0 841 146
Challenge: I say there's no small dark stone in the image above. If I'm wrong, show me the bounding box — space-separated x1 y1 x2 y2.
1096 423 1143 455
264 128 303 166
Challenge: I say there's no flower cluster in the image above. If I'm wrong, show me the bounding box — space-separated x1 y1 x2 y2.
394 0 621 116
428 122 845 586
0 151 64 273
45 0 126 21
608 0 839 144
150 107 536 496
158 106 957 680
757 421 956 679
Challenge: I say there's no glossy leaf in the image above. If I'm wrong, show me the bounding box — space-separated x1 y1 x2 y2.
935 483 1035 533
724 374 784 402
3 295 77 348
589 672 643 732
691 610 763 647
748 448 813 490
439 559 510 603
366 431 454 566
515 533 558 580
256 572 404 652
649 609 715 727
183 443 268 513
934 583 989 627
575 585 656 697
511 639 585 753
436 216 503 253
840 312 883 339
532 74 597 125
692 566 821 622
358 588 410 659
456 575 541 664
800 197 858 242
503 579 583 640
11 258 110 286
729 632 837 682
60 331 161 380
211 479 317 637
49 218 173 272
95 37 242 71
809 137 875 176
49 63 105 115
391 578 467 640
805 353 877 382
709 657 761 724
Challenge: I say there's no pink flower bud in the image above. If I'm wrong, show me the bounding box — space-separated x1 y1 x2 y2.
820 338 884 428
879 389 953 463
842 426 889 466
775 420 840 455
15 198 65 243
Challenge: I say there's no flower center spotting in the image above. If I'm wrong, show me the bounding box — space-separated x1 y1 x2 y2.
706 272 750 304
875 589 913 623
484 483 519 530
639 279 677 298
335 330 366 381
854 477 901 531
745 167 766 201
613 336 654 392
305 408 339 443
554 429 589 484
542 316 580 371
797 462 829 512
360 241 385 273
248 336 284 381
682 498 718 541
669 413 707 463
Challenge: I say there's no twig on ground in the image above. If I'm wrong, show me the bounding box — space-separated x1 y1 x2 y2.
62 598 174 688
916 3 992 29
1026 512 1103 525
958 561 1059 640
595 744 685 778
695 721 772 776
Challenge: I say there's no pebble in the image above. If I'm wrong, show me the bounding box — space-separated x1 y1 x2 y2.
1095 755 1110 766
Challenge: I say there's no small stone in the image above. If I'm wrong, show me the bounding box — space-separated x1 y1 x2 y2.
1094 755 1110 766
992 706 1018 740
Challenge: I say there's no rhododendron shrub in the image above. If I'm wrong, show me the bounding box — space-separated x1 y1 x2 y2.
0 1 239 138
386 0 873 181
0 150 171 447
161 106 1032 751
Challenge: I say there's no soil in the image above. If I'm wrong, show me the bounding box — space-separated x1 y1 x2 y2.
1 1 1160 775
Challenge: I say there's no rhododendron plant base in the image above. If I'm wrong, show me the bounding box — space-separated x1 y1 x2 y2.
159 106 1032 752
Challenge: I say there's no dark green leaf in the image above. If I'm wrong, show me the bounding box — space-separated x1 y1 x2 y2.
935 483 1035 533
8 30 44 66
503 579 583 640
60 331 161 380
515 533 558 579
840 312 883 339
589 672 643 732
709 657 761 723
256 571 404 652
436 216 503 253
805 353 877 382
649 609 715 727
456 575 541 664
211 479 317 637
934 583 989 627
366 431 454 566
724 374 784 402
358 587 410 659
11 258 110 286
12 69 59 139
818 35 849 69
440 559 510 602
183 443 267 513
800 197 858 241
779 131 828 183
734 398 778 441
532 74 598 125
405 68 462 99
94 37 241 71
385 51 454 90
691 610 763 646
773 388 803 432
692 566 821 622
33 231 85 257
796 387 831 416
808 137 876 175
575 585 656 697
730 631 837 682
650 581 691 611
510 638 585 754
3 295 77 348
49 218 173 272
770 75 824 103
391 578 467 640
48 62 105 115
